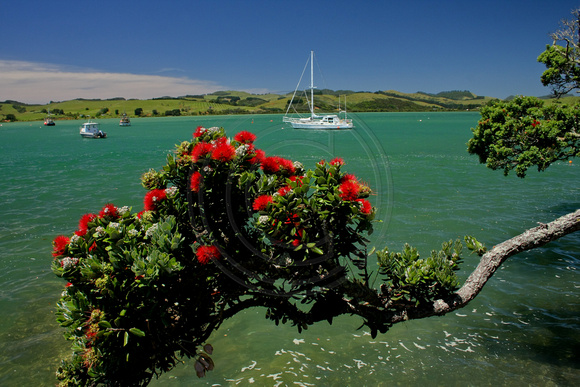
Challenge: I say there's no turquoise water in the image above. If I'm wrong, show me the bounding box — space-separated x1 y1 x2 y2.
0 113 578 386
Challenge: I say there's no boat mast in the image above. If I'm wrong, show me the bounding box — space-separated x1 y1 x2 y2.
310 50 315 118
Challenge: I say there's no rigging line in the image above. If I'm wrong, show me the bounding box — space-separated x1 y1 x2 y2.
285 53 311 116
313 51 329 91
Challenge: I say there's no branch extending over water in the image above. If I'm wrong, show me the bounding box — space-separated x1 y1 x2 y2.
383 209 580 324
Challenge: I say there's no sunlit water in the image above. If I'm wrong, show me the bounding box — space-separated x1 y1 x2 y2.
0 113 577 386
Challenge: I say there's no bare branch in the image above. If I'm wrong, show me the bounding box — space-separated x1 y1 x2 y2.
550 8 580 49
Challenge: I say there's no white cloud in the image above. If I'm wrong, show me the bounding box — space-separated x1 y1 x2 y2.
0 60 226 104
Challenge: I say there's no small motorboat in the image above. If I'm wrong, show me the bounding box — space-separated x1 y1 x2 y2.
119 112 131 126
80 119 107 138
44 110 56 126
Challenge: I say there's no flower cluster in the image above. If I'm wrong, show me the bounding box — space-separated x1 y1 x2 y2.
99 203 119 219
196 245 221 265
337 173 372 214
144 189 167 211
250 156 376 257
261 156 296 175
252 194 274 211
188 127 262 166
233 130 257 144
76 214 97 236
52 235 71 257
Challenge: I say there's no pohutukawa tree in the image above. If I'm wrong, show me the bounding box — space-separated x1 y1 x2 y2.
52 9 580 386
52 125 579 386
538 7 580 97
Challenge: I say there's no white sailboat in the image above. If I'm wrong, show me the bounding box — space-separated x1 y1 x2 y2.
283 51 353 130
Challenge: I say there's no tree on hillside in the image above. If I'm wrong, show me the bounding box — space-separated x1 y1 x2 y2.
51 10 580 387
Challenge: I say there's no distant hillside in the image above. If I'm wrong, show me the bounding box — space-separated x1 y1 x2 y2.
2 90 575 122
417 90 482 100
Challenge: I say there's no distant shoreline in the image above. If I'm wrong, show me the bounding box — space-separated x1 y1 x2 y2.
2 90 577 123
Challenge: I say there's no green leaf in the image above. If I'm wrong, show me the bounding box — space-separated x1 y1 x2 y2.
129 327 146 337
311 247 324 255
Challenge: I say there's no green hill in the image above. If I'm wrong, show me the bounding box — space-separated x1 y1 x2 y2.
1 90 574 122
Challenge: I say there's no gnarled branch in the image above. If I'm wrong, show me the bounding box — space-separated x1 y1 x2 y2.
385 209 580 324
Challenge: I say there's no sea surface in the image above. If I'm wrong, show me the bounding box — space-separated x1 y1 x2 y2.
0 113 578 386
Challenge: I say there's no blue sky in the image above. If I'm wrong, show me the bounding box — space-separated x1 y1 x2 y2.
1 0 579 104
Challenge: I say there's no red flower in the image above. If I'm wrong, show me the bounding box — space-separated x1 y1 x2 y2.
253 195 273 211
261 156 295 175
234 130 257 144
292 239 300 247
279 158 295 175
89 241 97 251
531 119 541 128
356 198 372 215
339 180 360 201
289 175 304 186
277 185 291 196
211 142 236 162
137 210 145 219
76 213 97 236
191 142 213 162
196 245 221 265
99 203 118 219
144 189 167 211
330 157 344 166
190 171 202 192
52 235 70 257
284 213 302 228
341 174 357 183
261 156 280 173
249 149 265 165
85 329 97 341
193 126 206 138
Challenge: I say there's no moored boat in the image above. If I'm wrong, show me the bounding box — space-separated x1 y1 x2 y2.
80 119 107 138
119 112 131 126
44 110 55 126
283 51 353 130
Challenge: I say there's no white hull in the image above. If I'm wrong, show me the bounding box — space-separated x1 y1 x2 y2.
80 120 106 138
120 113 131 126
284 116 353 129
